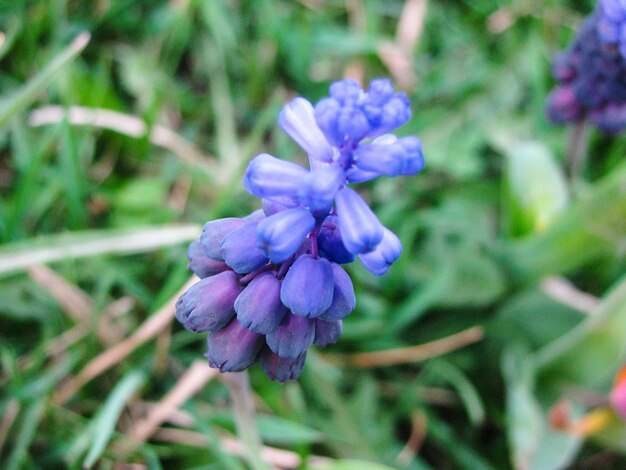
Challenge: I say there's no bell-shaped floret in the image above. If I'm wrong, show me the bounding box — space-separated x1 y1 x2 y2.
175 271 241 333
221 222 269 274
206 319 264 372
354 136 424 177
243 153 308 199
256 208 315 263
358 227 402 275
335 187 383 254
187 240 229 278
297 165 344 211
317 216 355 264
200 217 248 261
313 319 342 347
319 263 355 320
280 255 334 318
266 313 315 359
278 97 334 162
259 349 307 383
235 272 288 334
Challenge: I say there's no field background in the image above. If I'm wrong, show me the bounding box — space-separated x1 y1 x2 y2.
1 0 625 469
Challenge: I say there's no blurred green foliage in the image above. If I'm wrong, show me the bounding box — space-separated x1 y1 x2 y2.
0 0 625 468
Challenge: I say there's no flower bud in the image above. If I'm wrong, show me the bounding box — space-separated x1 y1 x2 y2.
256 208 315 263
278 97 334 162
206 319 264 372
354 136 424 177
200 218 248 261
317 216 355 264
266 313 315 359
281 255 334 318
221 222 269 274
187 240 229 278
358 227 402 275
243 153 308 199
319 263 355 320
335 187 384 254
259 349 307 383
314 319 342 347
175 271 241 333
235 272 288 334
297 165 344 211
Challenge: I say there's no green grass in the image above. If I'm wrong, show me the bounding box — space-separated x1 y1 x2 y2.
1 0 625 468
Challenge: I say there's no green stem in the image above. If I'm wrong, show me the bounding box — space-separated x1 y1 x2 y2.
223 371 270 470
566 120 590 184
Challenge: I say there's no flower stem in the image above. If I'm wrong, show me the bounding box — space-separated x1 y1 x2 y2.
223 371 269 470
567 120 590 184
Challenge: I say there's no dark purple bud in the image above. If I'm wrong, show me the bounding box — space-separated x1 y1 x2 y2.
335 187 384 254
589 103 626 134
256 208 315 263
187 240 229 278
266 313 315 359
200 218 247 261
175 271 241 333
280 255 334 318
318 216 355 264
546 86 584 124
314 319 342 347
259 349 307 382
220 222 269 274
243 153 308 199
319 263 355 320
358 227 402 275
206 319 264 372
235 272 288 334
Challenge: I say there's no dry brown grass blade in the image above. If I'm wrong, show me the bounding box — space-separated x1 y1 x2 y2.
324 326 484 368
0 399 20 459
27 265 93 324
541 276 599 314
29 106 219 181
127 360 217 445
151 428 332 469
53 276 197 405
397 0 428 53
396 410 428 466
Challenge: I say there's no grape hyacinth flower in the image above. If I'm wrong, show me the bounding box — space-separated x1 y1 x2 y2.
546 7 626 134
177 79 425 382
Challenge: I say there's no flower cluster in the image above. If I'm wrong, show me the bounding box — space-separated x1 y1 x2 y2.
177 79 424 382
597 1 626 59
546 10 626 134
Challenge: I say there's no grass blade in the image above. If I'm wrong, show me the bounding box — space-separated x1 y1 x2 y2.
0 32 90 128
0 224 200 277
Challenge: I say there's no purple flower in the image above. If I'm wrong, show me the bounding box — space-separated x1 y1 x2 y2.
244 153 308 199
266 313 315 359
317 216 355 264
313 319 342 347
256 207 315 263
176 271 241 333
200 218 248 261
280 255 335 318
335 187 384 255
259 349 307 383
235 272 288 334
206 319 264 372
359 228 403 276
186 240 229 278
220 222 269 274
319 263 356 320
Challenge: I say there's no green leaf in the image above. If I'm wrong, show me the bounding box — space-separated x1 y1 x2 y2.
256 414 325 445
82 371 146 468
504 140 569 236
320 460 399 470
536 276 626 390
